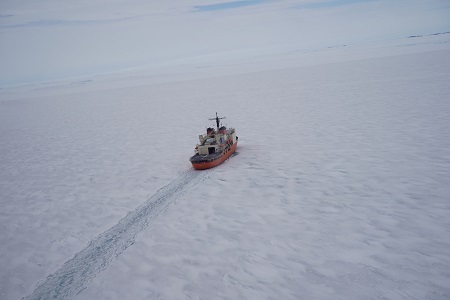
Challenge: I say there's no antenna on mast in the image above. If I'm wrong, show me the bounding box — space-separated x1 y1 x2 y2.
209 112 226 131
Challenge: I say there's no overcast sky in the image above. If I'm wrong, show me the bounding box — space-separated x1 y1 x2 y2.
1 0 449 86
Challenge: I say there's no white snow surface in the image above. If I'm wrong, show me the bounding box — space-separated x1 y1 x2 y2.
1 37 450 299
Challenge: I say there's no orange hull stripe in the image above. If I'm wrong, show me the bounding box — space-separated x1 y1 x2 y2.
191 142 237 170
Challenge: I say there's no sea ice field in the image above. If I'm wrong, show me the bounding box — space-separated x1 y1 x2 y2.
1 33 450 299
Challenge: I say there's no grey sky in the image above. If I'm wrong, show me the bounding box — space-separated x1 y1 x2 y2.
1 0 449 86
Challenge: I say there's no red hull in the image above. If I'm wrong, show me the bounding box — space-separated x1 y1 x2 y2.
191 142 237 170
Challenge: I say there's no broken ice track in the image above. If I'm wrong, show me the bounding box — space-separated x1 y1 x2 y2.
23 170 206 300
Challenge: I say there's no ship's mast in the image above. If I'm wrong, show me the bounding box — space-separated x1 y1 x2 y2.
209 112 226 131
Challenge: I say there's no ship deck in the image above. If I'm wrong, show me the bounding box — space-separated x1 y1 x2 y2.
189 151 222 163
